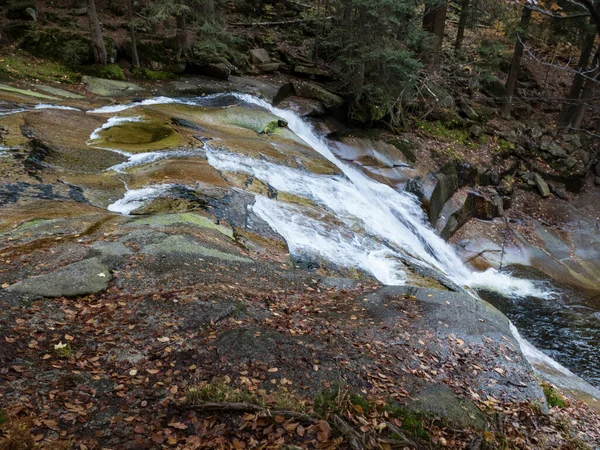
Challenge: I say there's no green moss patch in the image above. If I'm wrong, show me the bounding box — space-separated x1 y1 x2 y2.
128 212 233 238
131 67 173 81
91 121 181 153
0 53 79 83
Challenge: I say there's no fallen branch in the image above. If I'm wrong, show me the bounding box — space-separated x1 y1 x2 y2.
184 402 315 423
229 16 333 27
384 421 418 448
332 414 363 450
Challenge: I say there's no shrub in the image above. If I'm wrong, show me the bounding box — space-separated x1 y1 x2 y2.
93 64 125 81
131 67 173 81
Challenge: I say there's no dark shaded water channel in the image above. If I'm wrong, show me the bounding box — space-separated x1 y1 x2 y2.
479 266 600 387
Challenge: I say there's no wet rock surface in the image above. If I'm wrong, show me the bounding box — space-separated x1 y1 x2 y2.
1 76 600 448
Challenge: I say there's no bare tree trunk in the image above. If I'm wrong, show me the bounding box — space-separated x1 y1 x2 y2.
88 0 107 65
454 0 470 53
571 47 600 130
423 1 447 72
127 0 140 67
558 27 596 128
501 6 531 118
314 0 321 61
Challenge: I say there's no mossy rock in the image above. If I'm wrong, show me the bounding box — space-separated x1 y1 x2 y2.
91 64 125 81
20 28 94 67
81 76 146 97
91 121 181 153
131 67 173 81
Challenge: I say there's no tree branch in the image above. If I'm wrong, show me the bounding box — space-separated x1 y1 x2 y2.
229 16 333 27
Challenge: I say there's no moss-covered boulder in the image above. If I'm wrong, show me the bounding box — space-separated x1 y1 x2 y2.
81 76 146 97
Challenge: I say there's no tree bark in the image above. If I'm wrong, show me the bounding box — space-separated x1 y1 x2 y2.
423 1 447 72
571 46 600 129
127 0 140 67
454 0 470 53
87 0 107 66
501 6 531 118
558 26 596 127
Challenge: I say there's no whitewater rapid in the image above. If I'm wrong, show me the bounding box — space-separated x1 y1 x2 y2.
89 93 551 299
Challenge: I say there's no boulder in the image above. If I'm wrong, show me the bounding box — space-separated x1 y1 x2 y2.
596 177 600 186
541 137 567 158
469 124 483 138
436 189 503 240
533 173 551 198
408 163 478 226
257 62 281 73
5 257 111 298
424 82 455 108
290 81 344 110
186 62 231 80
459 102 479 121
480 77 506 98
249 48 271 65
277 96 325 117
81 76 146 97
512 102 532 119
293 65 331 79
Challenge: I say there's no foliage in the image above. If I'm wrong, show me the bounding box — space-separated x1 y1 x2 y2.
192 22 248 67
415 119 471 147
20 27 94 68
187 377 262 405
53 342 73 359
320 0 425 124
131 67 173 80
0 52 79 83
543 385 567 408
91 64 125 81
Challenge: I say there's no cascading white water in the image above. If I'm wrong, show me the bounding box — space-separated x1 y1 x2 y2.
89 93 552 298
215 94 551 298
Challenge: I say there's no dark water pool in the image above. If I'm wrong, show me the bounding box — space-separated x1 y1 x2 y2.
478 266 600 388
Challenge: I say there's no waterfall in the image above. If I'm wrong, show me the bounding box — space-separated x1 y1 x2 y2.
90 93 551 298
215 94 551 299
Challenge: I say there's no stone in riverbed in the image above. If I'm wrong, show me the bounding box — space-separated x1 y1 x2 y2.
81 76 146 97
276 81 344 110
277 96 326 117
33 84 85 99
4 257 111 298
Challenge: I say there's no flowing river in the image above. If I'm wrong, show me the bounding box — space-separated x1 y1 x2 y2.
84 93 599 393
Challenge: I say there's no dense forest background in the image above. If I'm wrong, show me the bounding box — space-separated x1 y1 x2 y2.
1 0 600 133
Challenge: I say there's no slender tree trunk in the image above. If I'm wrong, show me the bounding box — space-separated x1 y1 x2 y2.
88 0 107 65
558 27 596 128
423 1 447 72
127 0 140 67
501 6 531 118
454 0 470 53
175 0 187 62
571 47 600 129
469 0 479 26
314 0 321 61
